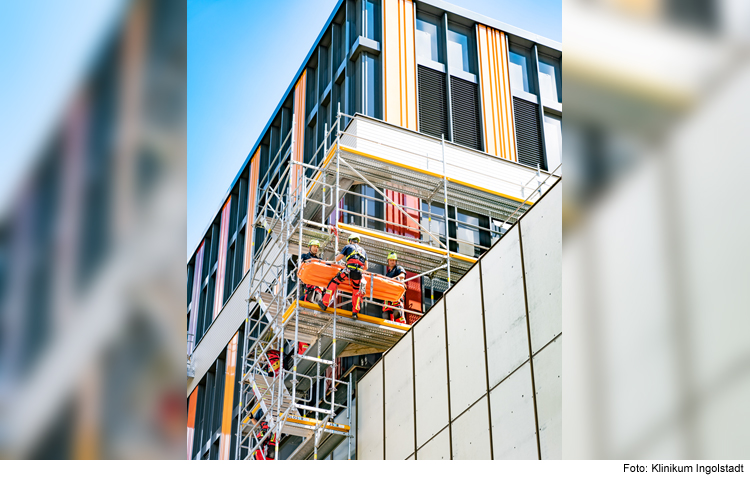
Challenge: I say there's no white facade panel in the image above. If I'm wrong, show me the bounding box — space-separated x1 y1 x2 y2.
451 396 492 460
384 332 415 460
345 117 558 203
357 362 384 460
413 303 450 448
534 335 562 460
416 427 451 460
480 226 530 388
490 362 538 459
187 270 251 395
520 182 562 354
445 266 488 420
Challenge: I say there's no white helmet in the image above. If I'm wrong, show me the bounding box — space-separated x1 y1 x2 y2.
348 233 361 243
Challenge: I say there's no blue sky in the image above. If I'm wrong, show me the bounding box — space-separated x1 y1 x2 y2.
187 0 561 260
0 0 125 219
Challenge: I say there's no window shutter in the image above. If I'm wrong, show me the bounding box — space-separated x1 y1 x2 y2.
513 97 545 169
450 76 481 150
418 65 448 140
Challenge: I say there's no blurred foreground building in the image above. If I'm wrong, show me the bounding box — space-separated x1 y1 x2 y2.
186 0 562 460
563 0 750 459
0 0 186 459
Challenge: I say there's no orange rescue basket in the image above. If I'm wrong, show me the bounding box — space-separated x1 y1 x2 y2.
297 259 406 303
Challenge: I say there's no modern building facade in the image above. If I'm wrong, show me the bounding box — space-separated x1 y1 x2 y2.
187 0 561 460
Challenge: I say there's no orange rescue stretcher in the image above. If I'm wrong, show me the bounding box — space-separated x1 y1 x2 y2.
297 259 406 303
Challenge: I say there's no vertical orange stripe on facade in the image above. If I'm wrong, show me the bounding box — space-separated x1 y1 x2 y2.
501 31 516 160
404 1 419 130
218 332 239 460
397 0 403 127
486 26 499 156
493 31 507 158
384 0 417 131
476 25 490 156
497 31 508 159
187 388 198 460
501 33 516 160
291 71 306 197
383 0 388 122
476 24 516 161
243 150 260 274
213 196 231 318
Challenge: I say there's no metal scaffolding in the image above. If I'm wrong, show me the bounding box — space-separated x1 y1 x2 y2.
234 108 560 460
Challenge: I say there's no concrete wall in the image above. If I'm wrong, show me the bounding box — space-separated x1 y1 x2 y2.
356 180 561 459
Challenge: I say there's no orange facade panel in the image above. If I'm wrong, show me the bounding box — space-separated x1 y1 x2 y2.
291 71 307 197
219 332 239 460
383 0 417 131
243 149 260 274
213 196 232 318
187 388 198 460
476 24 517 161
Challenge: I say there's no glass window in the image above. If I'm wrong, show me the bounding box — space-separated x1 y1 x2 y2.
421 202 445 247
447 29 470 73
333 23 343 68
343 185 362 226
350 55 361 115
363 53 377 117
538 55 561 103
364 0 378 41
416 17 440 63
456 210 480 257
362 185 384 231
543 113 562 171
348 0 358 48
509 47 532 94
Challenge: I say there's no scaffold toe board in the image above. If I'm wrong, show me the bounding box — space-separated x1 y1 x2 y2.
281 414 350 436
282 300 409 350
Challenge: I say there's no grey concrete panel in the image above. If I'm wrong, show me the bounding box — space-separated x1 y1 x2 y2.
480 226 530 389
413 304 450 448
384 332 415 460
445 266 488 420
489 362 538 459
451 396 492 460
357 362 384 460
534 335 562 460
416 427 450 460
520 182 562 354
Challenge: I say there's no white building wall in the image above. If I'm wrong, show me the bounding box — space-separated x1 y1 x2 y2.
356 181 562 459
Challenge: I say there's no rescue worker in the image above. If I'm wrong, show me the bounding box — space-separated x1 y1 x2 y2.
382 252 407 324
300 239 323 303
318 233 368 319
263 349 281 376
252 415 277 460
